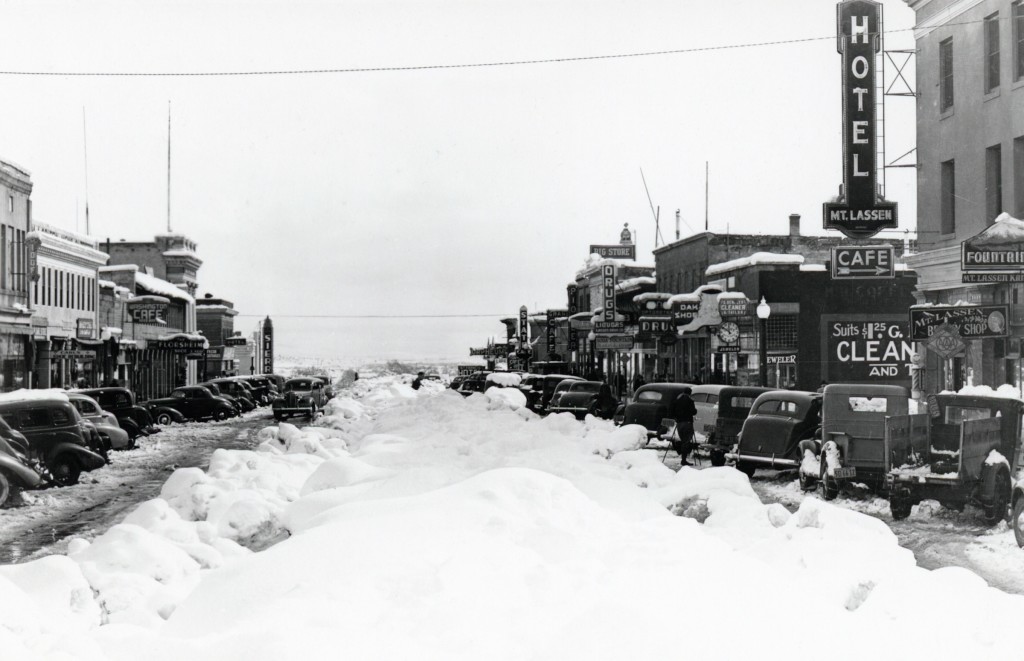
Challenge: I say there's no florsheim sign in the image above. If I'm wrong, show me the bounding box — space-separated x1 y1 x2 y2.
822 0 897 239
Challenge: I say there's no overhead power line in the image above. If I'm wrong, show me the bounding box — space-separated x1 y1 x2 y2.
0 26 927 78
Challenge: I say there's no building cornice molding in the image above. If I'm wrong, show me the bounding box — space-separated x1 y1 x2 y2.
912 0 985 39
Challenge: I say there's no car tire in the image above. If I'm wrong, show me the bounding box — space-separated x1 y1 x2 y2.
736 463 756 478
214 408 231 422
50 455 81 487
821 465 839 501
799 472 817 492
155 412 173 426
0 470 11 507
1012 497 1024 548
308 403 318 419
710 450 726 467
984 469 1011 526
890 494 912 521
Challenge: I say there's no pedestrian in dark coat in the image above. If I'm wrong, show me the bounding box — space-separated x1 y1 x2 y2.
412 372 425 390
672 387 698 466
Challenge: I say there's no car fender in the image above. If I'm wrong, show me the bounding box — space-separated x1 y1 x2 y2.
46 443 106 471
150 405 186 423
798 438 821 458
981 463 1010 500
0 453 45 488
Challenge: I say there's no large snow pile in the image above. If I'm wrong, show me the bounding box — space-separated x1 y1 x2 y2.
2 373 1023 659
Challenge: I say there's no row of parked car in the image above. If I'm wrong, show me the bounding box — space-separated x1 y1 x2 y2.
0 373 337 508
617 381 1024 531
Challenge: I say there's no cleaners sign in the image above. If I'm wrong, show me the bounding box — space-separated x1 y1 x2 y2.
823 315 913 384
822 0 897 239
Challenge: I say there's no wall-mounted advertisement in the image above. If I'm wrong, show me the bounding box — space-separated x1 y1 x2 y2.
821 315 913 386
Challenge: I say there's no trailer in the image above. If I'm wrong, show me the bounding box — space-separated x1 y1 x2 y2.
884 394 1023 524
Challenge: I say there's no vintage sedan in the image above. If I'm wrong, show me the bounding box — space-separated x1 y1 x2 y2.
67 392 133 451
547 381 618 419
272 378 329 420
726 390 822 477
530 374 584 413
0 396 106 486
209 378 257 412
620 383 697 437
696 386 772 466
146 386 238 422
74 387 165 438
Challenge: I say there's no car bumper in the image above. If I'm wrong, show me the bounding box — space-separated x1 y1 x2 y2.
724 452 800 469
274 406 314 415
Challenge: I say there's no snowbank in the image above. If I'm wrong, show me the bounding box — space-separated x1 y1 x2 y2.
4 372 1024 660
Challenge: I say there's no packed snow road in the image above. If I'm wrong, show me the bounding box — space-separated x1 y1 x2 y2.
660 451 1024 595
0 410 274 564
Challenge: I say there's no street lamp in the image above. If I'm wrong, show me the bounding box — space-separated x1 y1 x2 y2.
756 297 771 387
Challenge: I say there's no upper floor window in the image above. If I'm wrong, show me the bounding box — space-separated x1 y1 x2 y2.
940 38 954 111
985 13 1000 93
1014 2 1024 81
941 159 957 234
6 196 11 214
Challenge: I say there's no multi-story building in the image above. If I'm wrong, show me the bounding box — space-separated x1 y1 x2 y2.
27 221 108 388
652 215 912 383
903 0 1024 391
0 159 34 391
196 294 239 378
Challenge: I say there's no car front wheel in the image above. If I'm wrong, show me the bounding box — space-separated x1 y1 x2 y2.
155 412 173 426
50 455 81 487
1012 496 1024 548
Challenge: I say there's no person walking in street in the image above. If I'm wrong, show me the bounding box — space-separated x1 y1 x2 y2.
672 386 698 467
412 372 425 390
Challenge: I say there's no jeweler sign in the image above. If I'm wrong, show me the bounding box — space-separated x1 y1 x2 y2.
909 305 1009 341
822 0 898 239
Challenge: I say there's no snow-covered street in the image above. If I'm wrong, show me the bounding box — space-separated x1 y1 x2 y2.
4 374 1024 660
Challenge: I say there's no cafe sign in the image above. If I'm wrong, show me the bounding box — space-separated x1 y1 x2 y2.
822 0 898 239
909 305 1009 341
127 295 170 324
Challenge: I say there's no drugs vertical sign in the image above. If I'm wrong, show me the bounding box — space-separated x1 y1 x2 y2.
602 264 616 322
822 0 897 239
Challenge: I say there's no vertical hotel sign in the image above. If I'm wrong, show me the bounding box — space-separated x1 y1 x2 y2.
822 0 897 239
262 316 274 374
602 264 616 322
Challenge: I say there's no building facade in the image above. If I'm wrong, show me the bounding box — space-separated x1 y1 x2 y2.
904 0 1024 391
27 221 108 388
0 160 34 391
196 294 239 379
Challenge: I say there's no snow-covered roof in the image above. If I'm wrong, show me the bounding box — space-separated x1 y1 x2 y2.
963 212 1024 247
135 271 194 304
800 264 827 272
633 292 672 303
162 249 202 262
706 252 804 277
665 285 724 308
99 265 138 273
615 276 656 292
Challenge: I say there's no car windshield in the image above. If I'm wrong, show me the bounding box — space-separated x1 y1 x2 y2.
754 399 801 417
636 390 663 402
572 383 601 393
171 390 187 399
725 395 757 412
286 380 312 391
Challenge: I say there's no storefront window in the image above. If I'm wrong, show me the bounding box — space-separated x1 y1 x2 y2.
0 333 27 392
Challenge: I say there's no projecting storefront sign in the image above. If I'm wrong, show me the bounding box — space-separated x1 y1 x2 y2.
127 296 170 324
590 244 636 260
154 337 207 354
225 337 247 347
594 321 625 334
76 318 95 340
822 315 913 383
594 335 633 351
718 298 749 317
909 305 1008 341
51 349 97 361
672 301 701 327
822 0 898 239
830 245 895 279
567 285 579 352
960 218 1024 282
716 346 741 354
519 306 528 346
602 264 616 322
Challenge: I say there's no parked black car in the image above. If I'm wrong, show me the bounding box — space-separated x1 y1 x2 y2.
0 397 107 486
209 378 257 412
74 387 166 438
238 376 276 405
310 375 335 400
0 416 47 505
547 381 618 419
727 390 823 478
198 382 244 416
272 378 329 420
528 374 584 413
619 383 698 437
146 386 238 422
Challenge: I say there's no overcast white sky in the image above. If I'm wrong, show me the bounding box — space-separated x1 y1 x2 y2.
0 0 918 363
